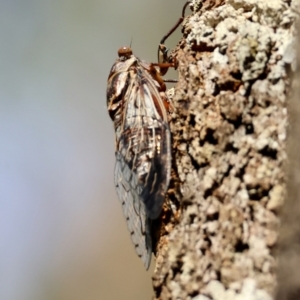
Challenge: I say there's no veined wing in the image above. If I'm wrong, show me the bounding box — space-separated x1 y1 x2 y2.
117 60 171 219
108 52 171 269
114 151 152 269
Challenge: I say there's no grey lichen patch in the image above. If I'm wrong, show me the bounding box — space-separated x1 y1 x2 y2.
152 0 298 299
186 0 296 85
228 0 296 28
217 17 274 81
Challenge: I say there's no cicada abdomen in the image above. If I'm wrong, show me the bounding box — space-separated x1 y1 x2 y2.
107 47 171 269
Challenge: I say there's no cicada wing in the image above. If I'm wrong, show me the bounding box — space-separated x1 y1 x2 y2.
135 71 171 219
114 151 152 269
108 56 171 268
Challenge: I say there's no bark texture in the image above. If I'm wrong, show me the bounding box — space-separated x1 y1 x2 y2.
153 1 299 299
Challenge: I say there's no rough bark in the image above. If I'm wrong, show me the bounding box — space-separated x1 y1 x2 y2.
153 1 299 299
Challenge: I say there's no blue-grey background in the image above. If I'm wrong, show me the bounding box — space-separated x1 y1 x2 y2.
0 1 185 299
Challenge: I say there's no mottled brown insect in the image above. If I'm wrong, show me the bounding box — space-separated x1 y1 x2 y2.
106 2 190 269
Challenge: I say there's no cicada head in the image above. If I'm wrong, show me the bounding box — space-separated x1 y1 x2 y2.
118 46 133 61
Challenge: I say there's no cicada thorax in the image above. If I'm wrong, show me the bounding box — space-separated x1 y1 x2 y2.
107 51 170 124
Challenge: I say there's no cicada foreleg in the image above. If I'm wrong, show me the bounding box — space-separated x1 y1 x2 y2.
158 1 191 76
147 62 175 114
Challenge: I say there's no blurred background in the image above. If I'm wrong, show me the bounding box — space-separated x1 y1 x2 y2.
0 1 186 299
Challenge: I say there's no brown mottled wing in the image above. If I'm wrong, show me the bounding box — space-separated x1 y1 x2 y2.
108 57 171 269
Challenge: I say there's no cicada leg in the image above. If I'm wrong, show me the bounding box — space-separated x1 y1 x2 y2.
149 62 175 92
158 1 191 76
147 63 175 114
161 92 174 115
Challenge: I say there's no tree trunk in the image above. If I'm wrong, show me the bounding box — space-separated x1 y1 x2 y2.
152 1 299 299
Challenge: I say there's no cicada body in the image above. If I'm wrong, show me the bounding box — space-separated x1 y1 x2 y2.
106 47 171 269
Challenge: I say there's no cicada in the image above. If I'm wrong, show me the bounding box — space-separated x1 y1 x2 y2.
106 2 190 269
106 47 171 269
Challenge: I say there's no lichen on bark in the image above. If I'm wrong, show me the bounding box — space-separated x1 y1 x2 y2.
153 1 299 299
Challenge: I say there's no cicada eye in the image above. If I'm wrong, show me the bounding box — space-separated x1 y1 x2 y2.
118 46 133 58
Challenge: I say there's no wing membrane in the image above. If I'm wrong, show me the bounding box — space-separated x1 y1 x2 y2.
115 152 152 269
108 53 171 268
